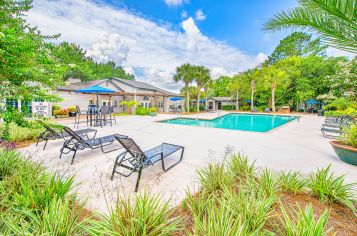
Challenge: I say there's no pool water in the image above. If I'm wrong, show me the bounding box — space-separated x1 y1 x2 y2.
161 113 297 132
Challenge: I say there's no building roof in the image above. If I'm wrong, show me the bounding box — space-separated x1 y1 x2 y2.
57 78 178 96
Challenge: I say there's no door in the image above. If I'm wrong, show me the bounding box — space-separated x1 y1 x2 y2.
218 102 222 110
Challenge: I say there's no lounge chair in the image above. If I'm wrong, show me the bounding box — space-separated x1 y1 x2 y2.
111 135 184 192
60 126 127 164
321 127 343 139
36 121 97 150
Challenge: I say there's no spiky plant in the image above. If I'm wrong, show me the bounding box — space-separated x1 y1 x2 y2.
264 0 357 53
87 192 181 236
275 171 307 194
277 204 333 235
227 153 256 180
308 164 356 211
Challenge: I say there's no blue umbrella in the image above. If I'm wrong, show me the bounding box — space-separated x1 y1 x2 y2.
76 85 115 105
170 97 183 101
200 99 206 103
305 99 320 104
245 99 252 103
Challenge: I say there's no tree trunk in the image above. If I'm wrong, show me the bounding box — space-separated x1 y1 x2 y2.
204 87 208 110
197 83 201 112
236 90 239 110
251 80 255 111
185 83 190 112
272 82 276 112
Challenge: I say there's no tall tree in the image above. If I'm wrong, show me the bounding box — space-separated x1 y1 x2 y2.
0 0 64 101
264 0 357 53
173 64 195 112
261 66 289 112
266 32 327 64
228 74 249 110
203 78 213 110
194 66 211 112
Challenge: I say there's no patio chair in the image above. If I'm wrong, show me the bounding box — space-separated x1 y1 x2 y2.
321 127 343 139
60 126 127 164
96 105 113 127
264 108 271 112
111 135 184 192
74 106 89 128
36 121 97 150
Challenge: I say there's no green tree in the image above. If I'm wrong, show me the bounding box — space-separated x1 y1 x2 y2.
194 66 211 112
264 0 357 53
266 32 327 64
203 78 213 110
0 0 64 101
260 66 290 112
120 100 138 114
228 74 249 110
211 76 231 97
173 64 195 112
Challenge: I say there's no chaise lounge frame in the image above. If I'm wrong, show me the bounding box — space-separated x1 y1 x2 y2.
111 135 184 192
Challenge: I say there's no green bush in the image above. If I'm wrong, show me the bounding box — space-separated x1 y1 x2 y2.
221 105 236 110
135 106 149 115
343 124 357 148
149 107 157 113
323 98 356 111
3 108 29 127
0 122 44 142
324 107 356 117
239 105 251 111
308 164 356 211
88 192 181 235
0 150 87 235
52 104 61 112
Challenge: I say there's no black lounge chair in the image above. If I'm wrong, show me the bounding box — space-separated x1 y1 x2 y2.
36 121 97 150
111 135 184 192
60 126 127 164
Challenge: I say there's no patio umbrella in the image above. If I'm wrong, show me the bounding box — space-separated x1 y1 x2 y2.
76 85 115 106
305 99 320 104
170 97 183 101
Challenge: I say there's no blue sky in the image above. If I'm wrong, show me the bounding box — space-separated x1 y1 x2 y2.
108 0 297 55
27 0 310 91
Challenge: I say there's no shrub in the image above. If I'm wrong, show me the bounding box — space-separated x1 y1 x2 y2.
52 104 61 111
3 108 29 127
277 204 332 236
259 168 279 197
135 106 149 115
221 105 236 110
227 153 256 180
0 122 43 142
275 171 307 194
323 98 356 111
149 107 157 113
87 192 181 236
239 105 251 111
190 199 251 236
308 164 356 211
67 106 77 112
342 124 357 148
53 108 69 116
197 162 233 196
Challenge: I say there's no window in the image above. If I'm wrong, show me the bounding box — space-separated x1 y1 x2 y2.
143 96 149 101
158 102 163 108
140 101 151 108
6 99 18 109
21 100 32 114
114 100 118 107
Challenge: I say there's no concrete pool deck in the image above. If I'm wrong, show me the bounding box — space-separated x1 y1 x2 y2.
21 112 357 212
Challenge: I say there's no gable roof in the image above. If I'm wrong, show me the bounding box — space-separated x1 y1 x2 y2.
57 78 179 96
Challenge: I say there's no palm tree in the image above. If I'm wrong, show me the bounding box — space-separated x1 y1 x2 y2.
194 66 211 112
228 74 247 110
203 78 213 110
173 64 194 112
264 0 357 53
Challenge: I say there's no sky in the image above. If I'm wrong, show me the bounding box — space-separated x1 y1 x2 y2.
25 0 350 92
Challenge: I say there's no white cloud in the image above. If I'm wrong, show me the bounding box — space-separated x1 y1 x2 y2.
86 33 133 64
164 0 185 7
181 10 188 19
255 53 268 64
195 9 206 21
263 33 272 42
27 0 266 92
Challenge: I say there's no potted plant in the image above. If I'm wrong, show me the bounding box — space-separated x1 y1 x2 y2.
68 106 77 117
330 124 357 166
149 107 157 116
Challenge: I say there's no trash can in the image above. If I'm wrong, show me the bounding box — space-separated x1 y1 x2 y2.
318 109 324 116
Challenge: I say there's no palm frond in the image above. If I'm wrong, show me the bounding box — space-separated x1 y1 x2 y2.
264 0 357 53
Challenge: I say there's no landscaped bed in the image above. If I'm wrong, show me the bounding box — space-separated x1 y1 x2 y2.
0 150 356 235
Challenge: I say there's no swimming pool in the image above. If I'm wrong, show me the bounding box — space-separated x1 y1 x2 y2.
161 113 297 132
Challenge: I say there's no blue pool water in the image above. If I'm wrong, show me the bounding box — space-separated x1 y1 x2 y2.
161 113 297 132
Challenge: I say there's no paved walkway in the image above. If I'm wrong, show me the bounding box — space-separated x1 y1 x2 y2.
21 112 357 212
